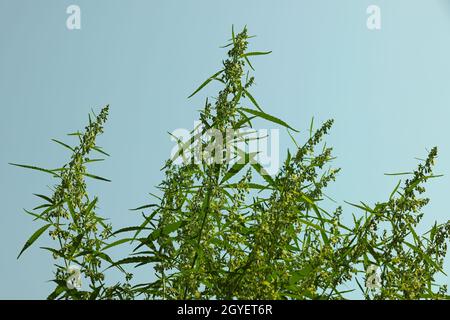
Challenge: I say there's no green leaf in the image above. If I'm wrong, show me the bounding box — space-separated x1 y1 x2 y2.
47 285 66 300
163 221 183 234
9 163 59 176
240 108 298 132
233 114 256 130
68 234 84 258
33 194 53 204
84 158 105 163
404 241 446 275
344 201 375 214
231 25 236 45
298 218 327 234
221 159 250 184
430 222 438 241
243 89 263 112
103 238 133 251
389 180 402 200
384 172 413 176
244 56 255 71
223 182 269 190
65 197 78 224
33 203 51 211
83 173 111 182
130 204 158 211
113 256 155 266
40 246 64 259
51 139 74 152
18 224 51 258
113 226 151 236
92 146 110 157
133 211 159 239
240 51 272 58
309 117 314 138
300 195 330 245
188 69 224 98
355 278 365 295
89 287 101 300
290 265 313 284
147 221 184 242
24 209 48 222
96 251 114 264
85 197 98 215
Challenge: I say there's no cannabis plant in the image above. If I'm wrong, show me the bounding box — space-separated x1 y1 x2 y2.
13 27 450 300
11 107 132 299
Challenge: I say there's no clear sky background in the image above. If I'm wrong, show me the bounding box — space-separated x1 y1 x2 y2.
1 0 450 299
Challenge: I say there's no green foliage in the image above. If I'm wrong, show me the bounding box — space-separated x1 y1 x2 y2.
12 106 133 300
12 27 450 300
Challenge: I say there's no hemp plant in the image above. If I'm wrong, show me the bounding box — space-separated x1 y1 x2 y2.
347 147 450 299
13 27 450 300
11 106 131 300
112 27 450 299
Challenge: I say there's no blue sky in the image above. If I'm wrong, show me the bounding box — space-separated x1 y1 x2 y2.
1 0 450 298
